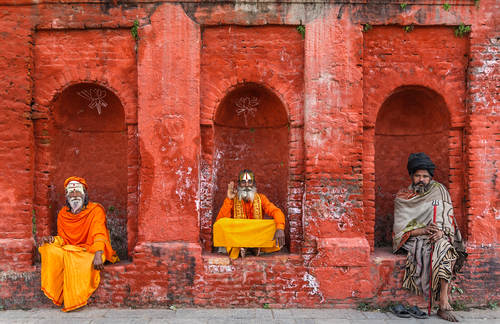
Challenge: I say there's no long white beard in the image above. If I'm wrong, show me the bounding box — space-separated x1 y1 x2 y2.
238 186 257 203
69 196 83 214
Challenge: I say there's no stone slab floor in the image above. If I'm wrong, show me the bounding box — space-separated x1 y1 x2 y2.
1 307 500 324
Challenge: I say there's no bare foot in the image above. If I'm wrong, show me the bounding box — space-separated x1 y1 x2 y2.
250 248 260 256
438 309 459 322
240 248 247 259
440 295 453 311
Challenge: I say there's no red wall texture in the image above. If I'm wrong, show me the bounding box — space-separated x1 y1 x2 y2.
362 26 469 247
199 26 304 253
0 0 499 310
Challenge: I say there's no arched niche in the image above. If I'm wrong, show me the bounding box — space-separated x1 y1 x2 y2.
374 86 450 247
212 84 290 250
48 83 128 259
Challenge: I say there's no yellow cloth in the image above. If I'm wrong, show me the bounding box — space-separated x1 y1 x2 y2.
213 218 280 259
39 237 105 312
216 195 285 230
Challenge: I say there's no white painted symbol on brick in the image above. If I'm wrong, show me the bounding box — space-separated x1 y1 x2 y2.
77 89 107 114
235 97 260 126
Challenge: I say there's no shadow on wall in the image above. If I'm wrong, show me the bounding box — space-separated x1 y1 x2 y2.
212 83 291 250
374 86 450 247
47 83 128 259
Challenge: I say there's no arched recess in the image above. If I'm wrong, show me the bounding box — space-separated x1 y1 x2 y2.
35 83 129 260
210 83 291 251
374 86 451 247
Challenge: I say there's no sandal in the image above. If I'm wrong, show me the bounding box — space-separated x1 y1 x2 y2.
390 304 411 318
408 305 428 319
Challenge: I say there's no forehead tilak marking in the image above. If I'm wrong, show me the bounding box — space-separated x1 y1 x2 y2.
66 181 85 194
239 172 254 182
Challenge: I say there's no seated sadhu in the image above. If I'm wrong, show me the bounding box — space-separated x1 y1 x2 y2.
213 169 285 259
392 153 467 322
38 177 119 312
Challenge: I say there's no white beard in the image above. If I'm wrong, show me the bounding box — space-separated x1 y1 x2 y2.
238 186 257 203
69 196 83 214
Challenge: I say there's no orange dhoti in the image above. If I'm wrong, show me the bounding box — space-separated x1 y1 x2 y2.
39 237 105 312
39 201 118 312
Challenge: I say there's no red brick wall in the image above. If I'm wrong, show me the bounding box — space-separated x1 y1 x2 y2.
199 25 305 253
0 6 37 271
48 83 128 259
374 88 451 246
363 26 469 249
0 0 499 310
136 3 200 244
32 29 138 259
466 0 500 246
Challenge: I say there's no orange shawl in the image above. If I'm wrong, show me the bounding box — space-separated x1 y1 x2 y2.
57 202 118 263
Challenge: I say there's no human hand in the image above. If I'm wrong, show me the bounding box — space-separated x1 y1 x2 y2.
429 229 444 243
424 222 440 235
227 181 237 200
93 251 104 270
39 236 54 247
273 229 285 248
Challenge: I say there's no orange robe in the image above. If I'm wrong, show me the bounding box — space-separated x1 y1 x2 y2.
215 194 285 258
39 203 119 312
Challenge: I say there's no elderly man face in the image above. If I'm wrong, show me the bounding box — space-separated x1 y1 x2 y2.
66 181 87 214
411 169 432 194
237 172 257 203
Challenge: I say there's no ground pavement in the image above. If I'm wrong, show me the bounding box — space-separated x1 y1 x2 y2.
1 307 499 324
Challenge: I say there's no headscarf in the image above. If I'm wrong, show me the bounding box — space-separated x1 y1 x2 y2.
407 153 436 177
64 177 89 191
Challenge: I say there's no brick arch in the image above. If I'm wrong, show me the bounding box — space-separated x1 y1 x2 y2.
199 25 304 128
373 85 451 246
202 81 294 127
199 25 305 254
33 82 138 260
33 29 138 125
214 83 290 127
363 83 467 250
364 78 461 129
200 82 304 254
36 79 137 126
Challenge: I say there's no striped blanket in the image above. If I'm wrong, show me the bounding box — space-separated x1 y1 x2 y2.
393 181 467 302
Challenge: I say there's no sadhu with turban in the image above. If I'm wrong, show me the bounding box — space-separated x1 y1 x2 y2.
391 153 467 322
38 177 119 312
213 170 286 259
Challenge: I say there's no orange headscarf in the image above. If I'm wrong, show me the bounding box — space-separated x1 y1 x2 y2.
64 177 88 191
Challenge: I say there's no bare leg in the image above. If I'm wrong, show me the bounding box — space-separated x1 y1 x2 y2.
438 260 458 322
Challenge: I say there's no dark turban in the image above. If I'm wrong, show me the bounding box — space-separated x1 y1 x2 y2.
407 152 436 177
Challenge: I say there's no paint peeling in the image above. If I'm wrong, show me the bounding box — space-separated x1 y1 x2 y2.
302 272 324 303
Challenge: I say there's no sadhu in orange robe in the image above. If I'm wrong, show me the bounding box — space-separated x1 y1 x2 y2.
38 203 119 312
214 193 285 259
